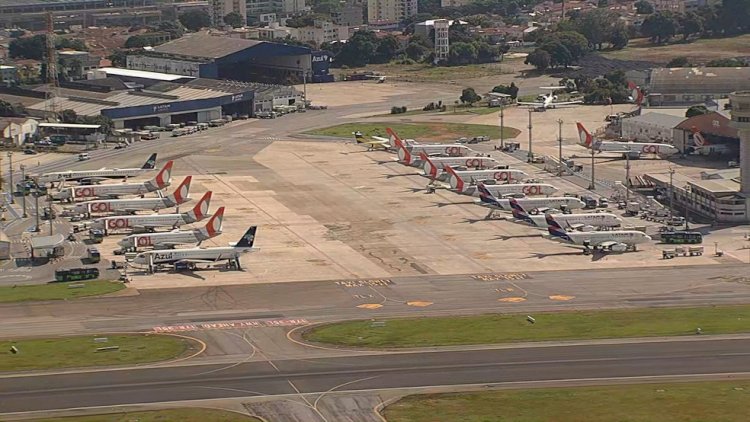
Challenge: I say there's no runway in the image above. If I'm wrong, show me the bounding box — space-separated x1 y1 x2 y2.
2 338 750 413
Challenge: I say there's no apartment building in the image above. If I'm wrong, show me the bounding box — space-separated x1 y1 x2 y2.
367 0 417 24
210 0 248 27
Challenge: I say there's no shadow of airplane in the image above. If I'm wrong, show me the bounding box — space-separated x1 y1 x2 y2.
494 233 544 240
385 173 420 179
434 201 477 207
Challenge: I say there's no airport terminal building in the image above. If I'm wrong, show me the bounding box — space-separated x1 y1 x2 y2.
126 32 334 84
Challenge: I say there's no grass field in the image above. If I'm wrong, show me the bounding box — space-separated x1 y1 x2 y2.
383 381 750 422
30 409 261 422
304 305 750 348
0 281 125 303
1 334 198 372
602 35 750 64
306 122 520 141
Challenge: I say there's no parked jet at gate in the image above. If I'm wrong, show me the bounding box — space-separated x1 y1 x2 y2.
517 88 582 110
52 161 173 201
134 226 259 273
118 206 224 250
544 214 650 254
420 153 498 178
475 182 584 218
90 191 212 233
509 198 622 229
577 123 679 158
443 165 531 192
72 176 191 215
37 153 158 185
390 128 475 165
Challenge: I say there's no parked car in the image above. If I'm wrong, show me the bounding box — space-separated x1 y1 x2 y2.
23 148 37 155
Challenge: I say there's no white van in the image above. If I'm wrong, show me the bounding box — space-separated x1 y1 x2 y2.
78 152 90 161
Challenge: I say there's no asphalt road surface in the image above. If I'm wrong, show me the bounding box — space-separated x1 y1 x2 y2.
2 338 750 413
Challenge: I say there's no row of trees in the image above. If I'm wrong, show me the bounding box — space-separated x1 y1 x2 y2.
9 35 87 61
639 0 750 43
59 109 114 133
524 31 590 70
666 56 748 68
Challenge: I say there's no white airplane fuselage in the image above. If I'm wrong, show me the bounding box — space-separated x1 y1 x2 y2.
546 230 651 247
445 169 527 187
596 140 679 157
53 182 164 201
38 168 151 185
522 212 622 228
480 197 585 211
119 230 207 249
91 213 195 232
461 183 558 197
134 247 249 266
74 197 180 214
423 156 499 177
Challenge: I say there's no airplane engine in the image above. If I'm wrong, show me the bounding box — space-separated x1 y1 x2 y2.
611 243 628 252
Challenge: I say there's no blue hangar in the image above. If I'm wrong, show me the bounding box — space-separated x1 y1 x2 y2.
126 32 333 84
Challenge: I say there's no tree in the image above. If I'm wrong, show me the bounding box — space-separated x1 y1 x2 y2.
539 40 572 68
108 49 128 67
9 35 46 60
667 56 690 67
373 35 400 63
474 41 499 63
706 57 748 67
179 9 211 32
679 12 704 40
686 105 710 117
719 0 750 35
78 115 113 133
155 21 185 39
460 87 481 105
635 0 654 14
492 82 519 99
597 0 608 7
334 30 378 67
223 11 245 28
541 31 589 62
124 35 149 48
525 48 551 71
405 42 429 61
609 23 629 49
0 100 22 117
574 9 618 50
448 42 478 65
60 109 78 124
641 12 678 43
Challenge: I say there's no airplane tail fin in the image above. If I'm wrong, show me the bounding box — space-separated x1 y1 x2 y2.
390 128 411 163
234 226 258 248
150 160 173 189
576 123 593 148
185 191 212 222
691 126 707 147
444 165 464 191
198 206 224 239
545 214 569 239
476 182 499 205
509 198 531 221
165 176 192 206
142 153 158 169
420 152 439 179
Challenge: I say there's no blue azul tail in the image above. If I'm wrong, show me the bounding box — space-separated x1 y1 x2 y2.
509 198 533 224
545 214 571 240
477 182 499 206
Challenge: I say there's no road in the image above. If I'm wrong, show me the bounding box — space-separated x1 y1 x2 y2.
2 338 749 413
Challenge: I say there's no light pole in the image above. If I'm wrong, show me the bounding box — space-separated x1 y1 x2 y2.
588 145 596 190
625 151 631 202
7 152 13 204
527 108 533 162
668 167 675 222
33 188 40 232
498 107 505 149
48 195 54 236
19 164 27 218
557 118 563 176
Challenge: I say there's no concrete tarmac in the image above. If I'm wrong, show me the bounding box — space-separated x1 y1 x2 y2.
2 338 750 413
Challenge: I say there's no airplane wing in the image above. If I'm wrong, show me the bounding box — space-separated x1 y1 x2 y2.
371 136 390 143
154 242 188 249
551 100 583 106
597 240 620 249
176 258 217 264
517 102 543 107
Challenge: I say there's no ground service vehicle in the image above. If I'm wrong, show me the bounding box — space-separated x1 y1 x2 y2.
660 231 703 244
87 248 101 263
54 267 99 282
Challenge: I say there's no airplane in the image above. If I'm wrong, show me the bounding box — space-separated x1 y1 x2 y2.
544 214 651 254
71 175 191 215
475 182 584 219
420 152 499 179
352 131 392 151
690 127 732 155
577 122 679 158
390 128 475 165
36 153 157 185
90 191 213 234
52 160 173 202
509 198 622 229
517 87 582 110
118 206 225 250
443 165 530 192
133 226 259 273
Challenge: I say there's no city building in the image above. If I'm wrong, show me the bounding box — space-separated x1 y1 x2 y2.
647 67 750 106
293 20 350 46
730 91 750 201
209 0 248 27
414 19 465 39
0 117 39 146
246 0 308 23
331 2 364 26
620 112 685 143
367 0 417 25
434 19 449 63
58 51 101 80
0 0 161 30
126 32 329 84
0 65 17 86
